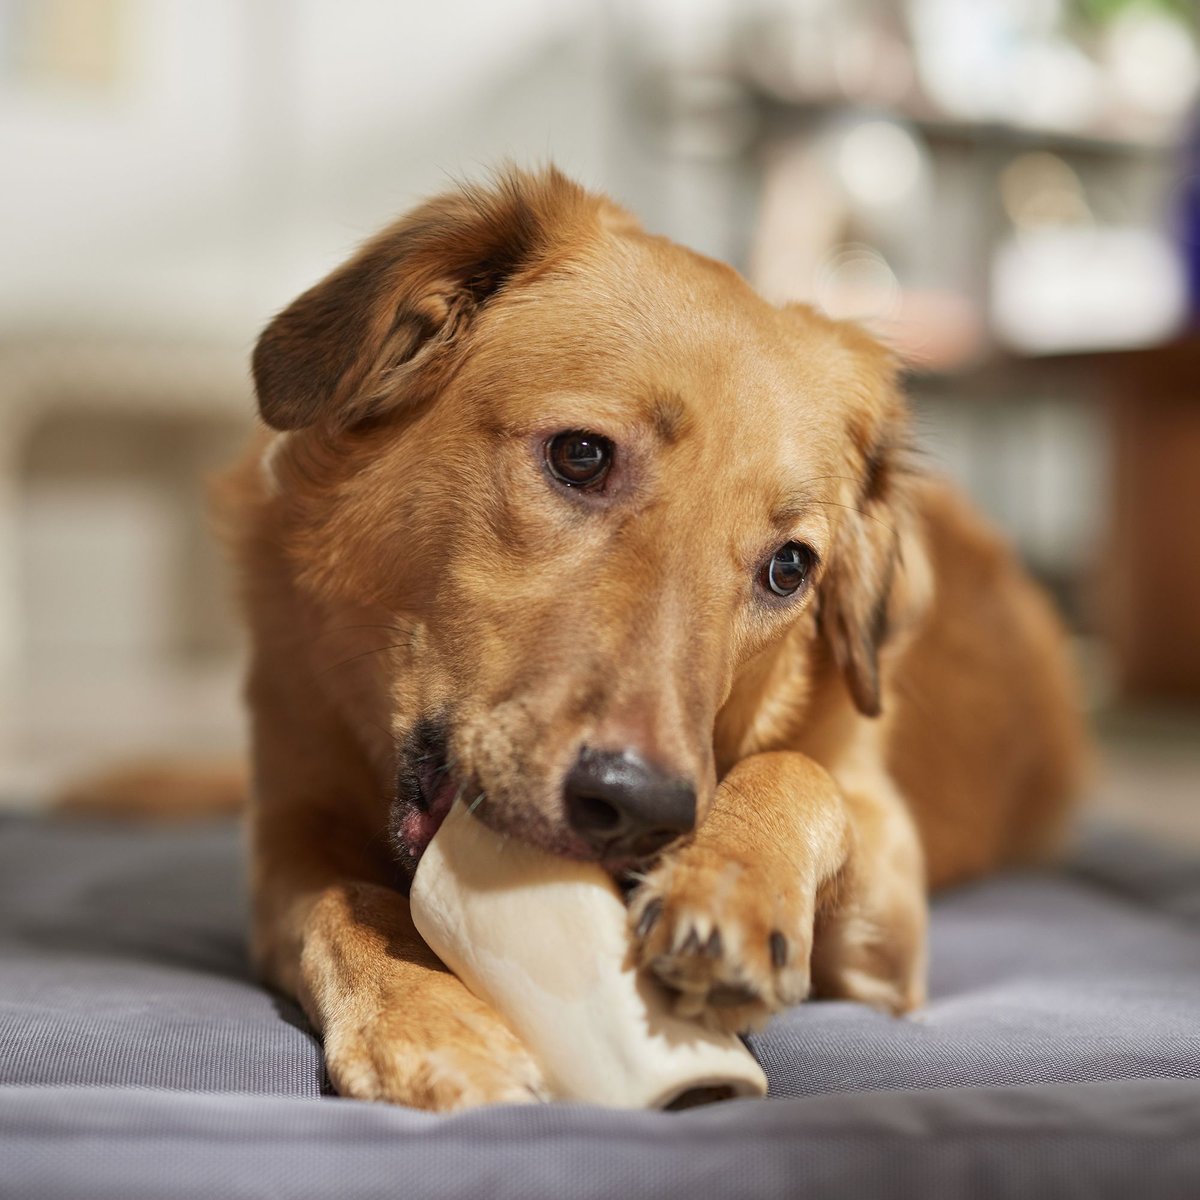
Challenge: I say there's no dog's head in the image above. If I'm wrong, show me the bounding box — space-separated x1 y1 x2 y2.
251 168 926 877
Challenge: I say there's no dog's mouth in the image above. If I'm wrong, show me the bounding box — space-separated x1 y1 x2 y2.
390 718 670 886
391 722 464 885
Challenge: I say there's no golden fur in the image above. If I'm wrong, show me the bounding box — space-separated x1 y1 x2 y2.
219 167 1086 1111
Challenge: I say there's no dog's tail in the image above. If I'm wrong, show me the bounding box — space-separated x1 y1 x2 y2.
56 757 247 820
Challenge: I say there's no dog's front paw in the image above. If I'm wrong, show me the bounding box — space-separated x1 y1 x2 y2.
323 992 548 1112
628 846 815 1034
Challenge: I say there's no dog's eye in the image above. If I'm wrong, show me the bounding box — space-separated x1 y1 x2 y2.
761 542 816 598
545 431 613 489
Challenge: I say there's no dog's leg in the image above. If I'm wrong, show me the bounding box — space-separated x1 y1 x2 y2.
248 671 546 1112
254 831 547 1110
628 750 926 1032
808 772 928 1015
291 879 547 1110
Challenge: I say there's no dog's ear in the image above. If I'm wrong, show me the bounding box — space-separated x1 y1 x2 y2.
815 356 930 719
252 167 599 431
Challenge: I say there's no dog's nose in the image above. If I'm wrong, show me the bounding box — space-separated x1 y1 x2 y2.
564 747 696 859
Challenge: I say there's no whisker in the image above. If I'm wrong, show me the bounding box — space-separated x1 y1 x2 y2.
790 474 865 492
270 620 424 654
362 716 404 747
467 792 486 815
315 622 422 639
317 642 416 677
801 499 900 540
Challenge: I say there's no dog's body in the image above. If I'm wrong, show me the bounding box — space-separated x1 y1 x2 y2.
222 169 1085 1110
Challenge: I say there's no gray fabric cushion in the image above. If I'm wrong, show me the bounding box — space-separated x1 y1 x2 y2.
2 816 1199 1198
0 819 322 1096
4 1079 1200 1200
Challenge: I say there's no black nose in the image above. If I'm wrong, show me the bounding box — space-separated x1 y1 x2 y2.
564 747 696 859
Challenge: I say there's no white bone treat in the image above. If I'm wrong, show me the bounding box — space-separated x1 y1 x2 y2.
409 801 768 1109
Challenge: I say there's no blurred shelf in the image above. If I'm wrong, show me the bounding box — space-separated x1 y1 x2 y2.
905 332 1200 394
747 89 1177 161
0 332 254 432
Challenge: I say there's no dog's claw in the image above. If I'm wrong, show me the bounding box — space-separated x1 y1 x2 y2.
635 898 663 940
769 930 788 968
629 856 813 1033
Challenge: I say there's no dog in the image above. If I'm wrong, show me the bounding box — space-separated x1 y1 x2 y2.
219 166 1086 1111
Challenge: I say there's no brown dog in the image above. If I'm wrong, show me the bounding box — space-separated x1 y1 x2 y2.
220 167 1086 1111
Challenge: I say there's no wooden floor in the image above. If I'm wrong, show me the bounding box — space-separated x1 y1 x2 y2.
1089 707 1200 849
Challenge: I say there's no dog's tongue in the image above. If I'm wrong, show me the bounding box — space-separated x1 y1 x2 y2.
397 805 439 861
399 771 458 867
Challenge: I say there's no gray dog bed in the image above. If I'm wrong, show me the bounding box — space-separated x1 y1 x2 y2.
2 815 1199 1198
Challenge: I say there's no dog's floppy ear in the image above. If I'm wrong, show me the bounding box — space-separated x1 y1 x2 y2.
815 359 930 719
252 167 596 431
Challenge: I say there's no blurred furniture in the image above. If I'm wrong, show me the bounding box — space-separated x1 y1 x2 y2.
920 335 1200 701
1104 336 1200 698
730 73 1198 701
0 335 251 792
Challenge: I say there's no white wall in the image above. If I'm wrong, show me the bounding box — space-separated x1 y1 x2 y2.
0 0 618 338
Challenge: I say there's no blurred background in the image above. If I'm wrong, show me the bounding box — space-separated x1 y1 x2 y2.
1 0 1197 842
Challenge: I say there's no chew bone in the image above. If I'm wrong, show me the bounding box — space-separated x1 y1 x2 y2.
409 802 768 1109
